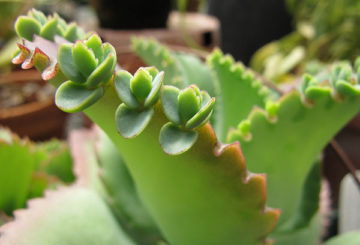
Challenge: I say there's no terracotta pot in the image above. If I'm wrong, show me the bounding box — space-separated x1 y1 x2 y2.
0 70 67 140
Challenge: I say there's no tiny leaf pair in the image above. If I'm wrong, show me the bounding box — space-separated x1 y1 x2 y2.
15 9 85 42
330 62 360 97
160 85 215 155
56 34 117 113
115 67 164 138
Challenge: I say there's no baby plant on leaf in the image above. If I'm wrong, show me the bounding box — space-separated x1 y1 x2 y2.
1 9 360 245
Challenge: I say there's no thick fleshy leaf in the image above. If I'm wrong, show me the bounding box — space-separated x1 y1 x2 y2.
86 53 115 88
161 85 181 124
324 232 360 245
130 68 153 101
73 41 98 77
55 81 103 113
85 34 104 62
0 188 136 245
144 71 164 107
58 43 86 83
15 16 41 41
185 98 215 130
114 71 139 108
29 9 47 25
335 80 360 96
115 104 154 138
0 130 35 214
40 16 58 41
178 86 201 124
64 23 81 42
207 49 272 140
227 88 360 243
159 122 198 155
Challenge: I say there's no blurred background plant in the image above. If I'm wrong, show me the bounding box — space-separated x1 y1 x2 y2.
250 0 360 83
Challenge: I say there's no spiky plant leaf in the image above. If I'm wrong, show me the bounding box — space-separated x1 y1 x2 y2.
207 49 274 140
0 129 36 214
69 128 164 244
227 70 360 243
13 31 280 244
0 188 136 245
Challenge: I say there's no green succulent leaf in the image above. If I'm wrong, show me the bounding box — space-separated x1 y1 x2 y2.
178 86 201 124
39 16 58 41
114 71 139 109
185 98 215 130
159 122 198 155
64 23 80 42
0 130 36 214
73 41 98 77
161 85 181 125
324 232 360 245
0 188 136 245
15 16 41 41
335 80 360 96
207 49 273 140
130 68 153 102
58 43 86 84
115 104 154 138
144 71 164 108
70 128 164 244
86 53 115 88
227 87 360 243
85 34 104 63
29 8 47 25
55 81 103 113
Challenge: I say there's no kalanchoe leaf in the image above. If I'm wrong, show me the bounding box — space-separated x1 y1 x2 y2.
114 71 139 108
73 41 98 77
55 81 103 113
161 85 181 125
185 98 215 130
115 104 154 138
265 101 280 118
29 8 47 25
335 80 360 96
200 91 211 107
86 53 116 88
130 68 153 102
144 66 159 78
305 86 332 100
63 23 77 42
39 16 58 41
144 71 164 107
85 34 104 63
238 119 251 135
15 16 41 41
58 43 86 83
159 122 198 155
178 85 201 124
338 65 352 82
300 74 313 94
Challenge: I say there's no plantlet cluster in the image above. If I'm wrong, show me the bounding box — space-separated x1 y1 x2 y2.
1 9 360 245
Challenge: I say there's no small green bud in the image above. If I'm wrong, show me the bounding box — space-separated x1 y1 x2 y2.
238 120 251 135
178 86 201 124
130 68 153 102
266 101 280 117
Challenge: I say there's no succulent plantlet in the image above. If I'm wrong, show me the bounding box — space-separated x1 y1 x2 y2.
114 67 164 138
5 9 360 245
160 85 215 154
56 34 117 112
15 9 85 42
